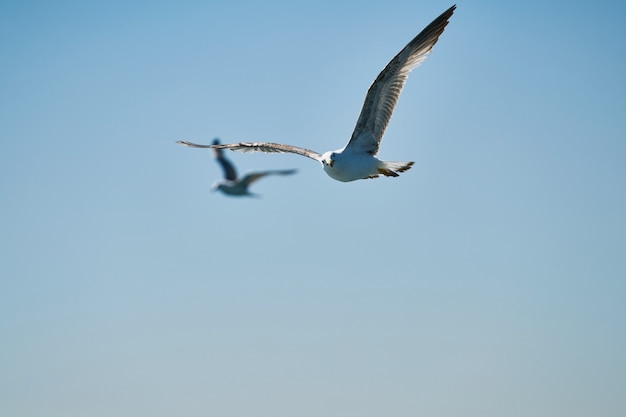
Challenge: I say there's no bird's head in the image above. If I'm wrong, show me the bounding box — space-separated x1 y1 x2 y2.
321 151 337 168
210 181 223 192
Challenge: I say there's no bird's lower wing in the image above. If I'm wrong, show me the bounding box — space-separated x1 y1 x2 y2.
176 141 322 162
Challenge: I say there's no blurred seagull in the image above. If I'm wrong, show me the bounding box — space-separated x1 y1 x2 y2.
177 5 455 182
209 139 297 197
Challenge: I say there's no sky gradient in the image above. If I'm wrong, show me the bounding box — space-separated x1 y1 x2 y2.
2 1 625 416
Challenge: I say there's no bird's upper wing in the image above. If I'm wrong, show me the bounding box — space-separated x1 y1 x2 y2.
212 146 238 181
177 141 322 161
345 5 455 156
239 169 298 187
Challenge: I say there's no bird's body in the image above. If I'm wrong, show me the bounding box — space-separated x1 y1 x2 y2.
322 149 378 182
320 147 413 182
213 180 250 196
209 139 296 197
177 5 455 182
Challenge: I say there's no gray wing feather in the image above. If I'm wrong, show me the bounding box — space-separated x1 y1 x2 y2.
346 5 456 155
177 141 322 161
239 169 298 187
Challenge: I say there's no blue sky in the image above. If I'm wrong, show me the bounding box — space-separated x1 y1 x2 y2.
1 1 625 416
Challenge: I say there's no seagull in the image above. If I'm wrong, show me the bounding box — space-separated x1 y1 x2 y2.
208 139 297 197
177 5 455 182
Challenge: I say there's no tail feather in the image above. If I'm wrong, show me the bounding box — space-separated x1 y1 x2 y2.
377 161 414 177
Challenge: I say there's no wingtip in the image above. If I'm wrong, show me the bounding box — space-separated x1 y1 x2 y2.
435 5 456 25
175 140 218 149
439 4 456 23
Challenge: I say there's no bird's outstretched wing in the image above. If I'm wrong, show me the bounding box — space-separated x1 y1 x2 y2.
239 169 297 187
345 5 456 156
211 139 238 181
177 141 322 162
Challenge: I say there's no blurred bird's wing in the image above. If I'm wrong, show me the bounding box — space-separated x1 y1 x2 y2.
239 169 298 187
211 139 238 180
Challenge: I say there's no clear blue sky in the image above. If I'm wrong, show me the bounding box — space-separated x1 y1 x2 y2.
1 1 625 416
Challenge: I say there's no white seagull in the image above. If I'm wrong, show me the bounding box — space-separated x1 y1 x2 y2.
208 139 297 197
177 5 455 182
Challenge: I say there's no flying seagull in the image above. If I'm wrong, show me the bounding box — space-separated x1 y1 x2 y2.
177 5 455 182
208 139 297 197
